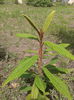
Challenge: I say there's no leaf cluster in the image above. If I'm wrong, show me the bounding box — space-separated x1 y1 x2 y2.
2 11 74 100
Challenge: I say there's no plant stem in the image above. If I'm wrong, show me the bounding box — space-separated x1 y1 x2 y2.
38 30 44 75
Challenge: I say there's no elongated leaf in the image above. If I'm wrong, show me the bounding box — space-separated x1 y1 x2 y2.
20 86 32 92
43 10 55 32
2 55 38 87
59 43 70 48
45 64 69 74
21 72 33 79
35 75 46 93
31 83 39 99
16 33 38 41
24 15 40 34
45 48 52 52
43 67 72 100
45 64 74 74
44 41 74 60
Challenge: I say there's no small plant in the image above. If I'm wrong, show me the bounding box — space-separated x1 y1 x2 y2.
27 0 53 7
2 11 74 100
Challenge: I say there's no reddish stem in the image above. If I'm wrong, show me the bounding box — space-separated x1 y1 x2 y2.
38 30 44 75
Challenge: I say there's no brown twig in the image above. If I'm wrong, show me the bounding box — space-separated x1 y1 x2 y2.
37 29 44 75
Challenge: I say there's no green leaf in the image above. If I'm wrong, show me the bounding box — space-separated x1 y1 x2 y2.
35 75 46 93
50 58 59 65
20 86 32 92
2 55 38 87
31 83 39 99
43 67 72 100
44 41 74 60
26 92 49 100
45 48 53 52
26 94 31 100
38 94 49 100
44 92 49 96
20 72 32 79
16 33 38 41
23 15 40 34
43 10 55 32
45 64 69 74
45 64 74 74
59 43 70 48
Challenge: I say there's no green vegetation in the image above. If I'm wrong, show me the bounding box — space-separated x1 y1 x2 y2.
0 3 74 100
2 10 74 100
0 4 74 49
0 4 74 33
0 4 74 35
27 0 53 7
0 0 4 4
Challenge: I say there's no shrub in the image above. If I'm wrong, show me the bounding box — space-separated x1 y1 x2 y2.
0 0 4 4
2 11 74 100
27 0 53 7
